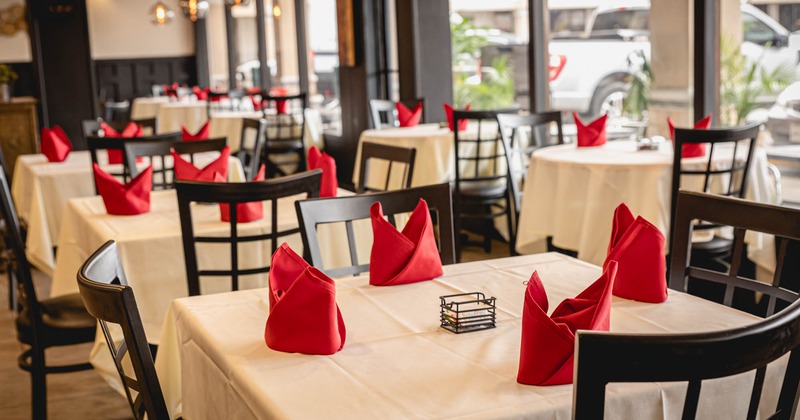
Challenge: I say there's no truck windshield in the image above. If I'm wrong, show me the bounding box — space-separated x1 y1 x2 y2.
593 9 649 31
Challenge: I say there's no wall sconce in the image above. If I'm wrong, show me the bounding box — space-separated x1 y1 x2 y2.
179 0 209 22
151 2 174 25
273 2 281 19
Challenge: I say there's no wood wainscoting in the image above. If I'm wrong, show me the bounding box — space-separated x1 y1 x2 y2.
94 56 197 102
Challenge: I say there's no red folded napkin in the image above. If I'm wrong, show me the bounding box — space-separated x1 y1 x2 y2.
517 261 617 386
264 243 346 355
573 112 607 147
444 103 471 132
604 203 667 303
193 86 210 101
40 125 72 163
397 102 422 127
668 114 711 158
163 83 179 97
172 146 230 182
181 121 210 141
270 87 289 114
369 199 443 286
251 96 262 110
101 122 143 164
307 146 338 197
93 163 152 216
215 164 265 223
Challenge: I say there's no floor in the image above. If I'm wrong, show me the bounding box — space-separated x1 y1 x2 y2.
0 238 510 419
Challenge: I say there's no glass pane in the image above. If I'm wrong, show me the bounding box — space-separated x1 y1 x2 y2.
306 0 341 135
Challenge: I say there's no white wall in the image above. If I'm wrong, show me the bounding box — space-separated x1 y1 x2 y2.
0 0 31 62
87 0 195 59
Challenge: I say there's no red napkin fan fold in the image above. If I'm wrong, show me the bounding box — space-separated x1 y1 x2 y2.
182 121 210 141
101 122 143 164
668 114 712 158
172 146 230 182
444 103 471 132
307 146 338 197
40 125 72 162
573 112 608 147
93 163 152 216
215 164 265 223
192 86 210 101
264 243 346 355
517 262 617 386
369 199 443 286
604 203 667 303
396 102 423 127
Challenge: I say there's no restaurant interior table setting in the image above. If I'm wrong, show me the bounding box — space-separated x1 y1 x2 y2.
8 1 800 419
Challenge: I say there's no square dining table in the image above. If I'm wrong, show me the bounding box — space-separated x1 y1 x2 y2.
154 252 785 419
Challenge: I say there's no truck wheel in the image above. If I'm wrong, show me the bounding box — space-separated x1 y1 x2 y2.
588 81 627 120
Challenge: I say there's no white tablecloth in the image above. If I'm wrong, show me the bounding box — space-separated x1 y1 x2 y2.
130 96 171 120
515 141 776 265
155 252 783 419
12 151 244 276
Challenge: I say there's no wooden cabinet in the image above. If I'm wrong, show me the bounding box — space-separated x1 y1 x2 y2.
0 97 39 172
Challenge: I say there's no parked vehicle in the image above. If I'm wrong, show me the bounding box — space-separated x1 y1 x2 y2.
766 81 800 144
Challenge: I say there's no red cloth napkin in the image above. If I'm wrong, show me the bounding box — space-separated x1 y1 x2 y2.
215 164 265 223
444 103 471 132
604 203 667 303
264 243 346 355
101 122 143 164
251 96 262 111
93 163 152 216
181 121 210 141
517 262 617 386
192 86 210 101
396 102 422 127
668 114 711 158
269 87 289 114
40 125 72 163
172 146 230 182
573 112 607 147
369 199 443 286
307 146 338 197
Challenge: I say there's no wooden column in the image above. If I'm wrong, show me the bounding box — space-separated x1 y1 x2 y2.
195 18 211 87
694 0 720 123
295 0 309 94
255 0 271 89
528 0 549 112
224 5 238 89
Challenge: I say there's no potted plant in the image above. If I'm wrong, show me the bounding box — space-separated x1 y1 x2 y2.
0 64 17 102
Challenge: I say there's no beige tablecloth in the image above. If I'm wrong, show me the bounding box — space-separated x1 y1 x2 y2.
154 252 782 419
12 151 244 276
130 96 171 120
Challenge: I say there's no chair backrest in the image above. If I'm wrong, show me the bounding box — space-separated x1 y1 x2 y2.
83 118 158 139
103 100 131 123
452 108 519 195
133 117 157 136
262 92 307 147
175 169 322 296
77 241 169 420
357 142 416 193
88 133 181 192
124 137 226 190
369 99 398 129
295 183 455 278
236 118 266 181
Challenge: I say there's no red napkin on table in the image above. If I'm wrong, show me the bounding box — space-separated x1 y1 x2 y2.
215 164 265 223
163 83 179 97
93 163 152 216
264 243 346 355
517 262 617 386
192 86 210 101
172 146 230 182
604 203 667 303
251 96 263 111
307 146 338 197
668 114 711 158
573 112 607 147
444 103 471 132
181 121 210 141
40 125 72 163
270 87 289 114
101 122 143 164
369 199 443 286
396 102 422 127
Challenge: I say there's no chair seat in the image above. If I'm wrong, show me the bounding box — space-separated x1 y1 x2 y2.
16 293 96 347
457 182 508 201
691 235 733 257
265 141 304 152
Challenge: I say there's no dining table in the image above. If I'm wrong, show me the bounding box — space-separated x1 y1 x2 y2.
153 251 783 419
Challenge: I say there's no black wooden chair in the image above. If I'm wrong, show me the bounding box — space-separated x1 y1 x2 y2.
237 118 266 181
175 169 322 296
295 183 455 278
669 123 761 294
0 145 18 310
77 240 169 420
124 137 227 190
83 118 158 138
261 93 308 177
88 133 181 192
573 191 800 419
356 142 416 193
0 167 95 419
452 108 519 261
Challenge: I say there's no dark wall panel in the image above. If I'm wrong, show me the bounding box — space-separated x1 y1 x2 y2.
8 62 36 98
95 56 197 102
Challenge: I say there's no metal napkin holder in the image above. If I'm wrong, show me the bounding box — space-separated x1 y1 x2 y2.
439 292 497 334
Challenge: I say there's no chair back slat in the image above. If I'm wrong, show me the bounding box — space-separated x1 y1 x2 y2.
124 137 226 190
357 142 417 193
261 93 308 177
237 118 266 181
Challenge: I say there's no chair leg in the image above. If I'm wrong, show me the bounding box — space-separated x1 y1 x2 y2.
7 263 16 311
297 149 307 172
454 209 463 263
31 348 47 420
507 208 517 257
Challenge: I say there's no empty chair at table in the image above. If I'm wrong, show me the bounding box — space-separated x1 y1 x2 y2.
295 183 455 277
236 118 266 181
124 137 227 190
82 117 158 145
175 169 322 296
0 166 95 419
574 191 800 419
261 92 308 177
356 142 416 193
87 132 182 191
369 98 425 129
77 240 169 420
